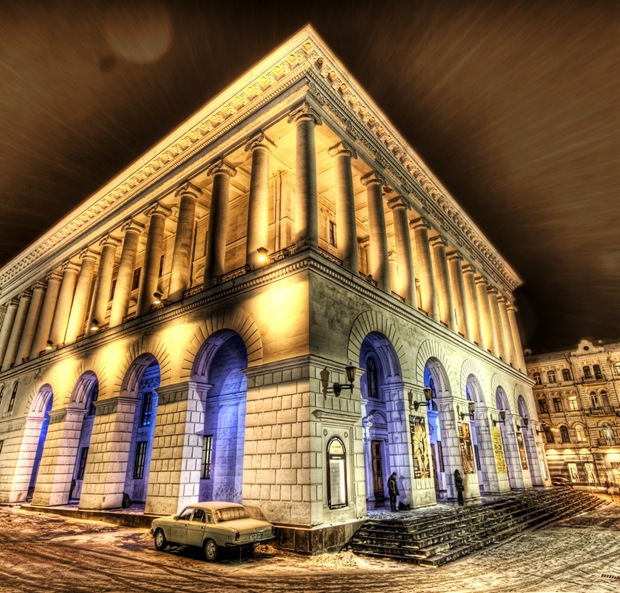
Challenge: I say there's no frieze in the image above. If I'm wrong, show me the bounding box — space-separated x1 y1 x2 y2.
49 409 68 424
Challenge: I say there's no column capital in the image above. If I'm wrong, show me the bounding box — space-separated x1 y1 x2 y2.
175 180 202 200
360 170 385 187
145 202 172 218
328 140 357 159
46 270 64 283
99 234 120 248
429 235 448 248
78 247 99 262
120 219 145 234
506 300 517 312
244 131 274 153
61 261 81 274
446 249 464 262
288 102 322 126
9 296 20 306
33 280 47 291
410 216 430 231
474 274 488 286
487 285 499 296
387 195 409 211
207 158 237 178
462 263 477 276
21 287 33 299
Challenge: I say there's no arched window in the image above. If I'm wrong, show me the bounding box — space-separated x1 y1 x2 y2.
560 426 570 443
590 391 599 409
615 362 620 376
603 424 615 446
574 424 586 442
427 376 438 411
562 369 572 382
547 370 556 384
544 427 555 444
366 357 379 399
326 437 347 509
87 383 98 417
593 365 603 380
532 372 542 385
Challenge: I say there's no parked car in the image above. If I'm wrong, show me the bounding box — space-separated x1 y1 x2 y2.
150 501 275 561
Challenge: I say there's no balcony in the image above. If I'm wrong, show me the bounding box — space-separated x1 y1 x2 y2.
597 438 616 447
585 406 619 416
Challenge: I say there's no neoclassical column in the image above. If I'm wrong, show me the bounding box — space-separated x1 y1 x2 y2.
411 218 439 321
430 236 457 330
475 275 495 353
447 251 472 340
245 133 271 268
329 141 359 273
487 287 506 360
0 298 20 366
87 236 119 334
30 271 63 357
498 295 516 367
109 220 144 327
204 159 236 288
138 203 171 316
65 250 99 343
361 171 391 292
49 261 80 346
1 290 32 371
388 196 417 307
462 264 483 346
507 301 527 372
16 281 46 363
169 181 202 302
289 103 321 248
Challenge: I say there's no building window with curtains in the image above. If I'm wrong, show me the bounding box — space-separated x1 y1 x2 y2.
544 427 555 444
533 372 541 385
562 369 572 381
201 435 213 479
133 441 147 479
593 364 603 380
538 399 548 414
583 366 592 380
553 398 562 412
366 357 379 399
140 392 153 427
560 426 570 443
547 370 556 383
77 447 89 479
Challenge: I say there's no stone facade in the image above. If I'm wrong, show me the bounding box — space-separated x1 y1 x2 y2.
526 339 620 488
0 26 546 554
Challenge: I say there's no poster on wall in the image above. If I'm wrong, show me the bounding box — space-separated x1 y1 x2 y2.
458 422 476 474
492 428 507 474
516 432 529 470
567 462 579 482
327 438 347 509
411 420 431 479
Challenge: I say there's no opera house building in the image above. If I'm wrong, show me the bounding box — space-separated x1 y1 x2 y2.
0 27 547 553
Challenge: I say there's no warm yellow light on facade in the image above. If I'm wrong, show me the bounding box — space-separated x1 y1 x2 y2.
257 247 269 264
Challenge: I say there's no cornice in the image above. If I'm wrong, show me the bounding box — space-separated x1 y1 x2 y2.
0 25 520 298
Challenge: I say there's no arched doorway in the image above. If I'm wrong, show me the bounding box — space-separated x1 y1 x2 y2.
517 394 540 486
28 384 53 500
122 354 160 506
359 332 404 509
193 330 248 503
69 372 99 502
496 387 523 489
465 375 489 492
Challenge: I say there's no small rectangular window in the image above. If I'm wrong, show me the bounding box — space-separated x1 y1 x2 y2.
328 220 337 247
159 254 165 278
553 399 562 413
568 396 579 411
562 369 572 382
133 441 147 479
583 366 592 379
538 400 548 414
7 384 18 413
593 365 603 380
201 435 213 479
132 268 142 291
77 447 89 480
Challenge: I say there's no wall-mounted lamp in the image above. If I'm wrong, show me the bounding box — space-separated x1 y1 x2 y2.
321 364 357 397
492 410 506 427
45 340 54 351
152 291 163 305
90 319 100 332
535 422 547 435
256 247 269 264
516 417 529 431
413 387 433 411
459 401 476 420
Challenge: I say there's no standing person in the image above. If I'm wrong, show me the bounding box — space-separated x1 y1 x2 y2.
387 472 399 511
454 469 464 506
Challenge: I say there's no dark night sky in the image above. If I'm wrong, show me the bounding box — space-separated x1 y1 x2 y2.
0 1 618 353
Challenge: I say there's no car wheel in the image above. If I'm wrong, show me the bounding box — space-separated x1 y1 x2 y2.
154 529 168 551
203 538 218 562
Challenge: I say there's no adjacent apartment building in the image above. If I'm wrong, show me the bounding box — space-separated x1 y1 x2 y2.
526 339 620 487
0 26 546 553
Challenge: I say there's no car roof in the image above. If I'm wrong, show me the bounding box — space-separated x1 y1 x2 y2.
184 501 245 511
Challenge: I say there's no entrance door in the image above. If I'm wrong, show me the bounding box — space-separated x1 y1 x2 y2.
371 440 385 503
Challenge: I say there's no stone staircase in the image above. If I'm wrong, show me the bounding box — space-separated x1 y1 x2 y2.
346 488 604 566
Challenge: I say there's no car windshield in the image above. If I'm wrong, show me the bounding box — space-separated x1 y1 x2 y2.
214 507 250 522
